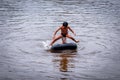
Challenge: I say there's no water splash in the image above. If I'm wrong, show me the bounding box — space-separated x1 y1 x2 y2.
41 40 51 50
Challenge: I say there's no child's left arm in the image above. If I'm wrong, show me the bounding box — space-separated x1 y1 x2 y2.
68 27 76 36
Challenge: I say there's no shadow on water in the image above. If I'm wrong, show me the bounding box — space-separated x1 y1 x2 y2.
50 49 77 53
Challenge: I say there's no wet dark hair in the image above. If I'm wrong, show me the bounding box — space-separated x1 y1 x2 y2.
63 22 68 27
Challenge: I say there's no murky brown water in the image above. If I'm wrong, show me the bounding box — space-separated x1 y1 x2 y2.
0 0 120 80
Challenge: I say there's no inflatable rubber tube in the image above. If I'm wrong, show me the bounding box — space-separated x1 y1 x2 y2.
51 43 77 50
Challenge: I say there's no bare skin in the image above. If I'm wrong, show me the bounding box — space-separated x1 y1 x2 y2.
50 26 79 46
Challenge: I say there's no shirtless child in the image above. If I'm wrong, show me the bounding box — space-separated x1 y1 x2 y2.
50 22 79 46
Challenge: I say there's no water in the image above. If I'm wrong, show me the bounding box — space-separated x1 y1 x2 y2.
0 0 120 80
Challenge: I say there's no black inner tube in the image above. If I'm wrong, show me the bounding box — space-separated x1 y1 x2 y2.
51 43 77 50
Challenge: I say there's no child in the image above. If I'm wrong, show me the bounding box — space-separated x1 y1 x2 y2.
50 22 79 46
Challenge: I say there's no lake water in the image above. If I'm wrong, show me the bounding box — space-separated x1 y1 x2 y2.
0 0 120 80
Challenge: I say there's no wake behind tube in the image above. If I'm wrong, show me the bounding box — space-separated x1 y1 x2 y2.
51 43 77 50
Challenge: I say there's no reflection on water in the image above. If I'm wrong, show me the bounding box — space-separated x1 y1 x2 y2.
59 54 69 72
53 52 76 72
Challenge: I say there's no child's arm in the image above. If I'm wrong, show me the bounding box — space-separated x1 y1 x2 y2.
53 27 61 39
68 27 76 36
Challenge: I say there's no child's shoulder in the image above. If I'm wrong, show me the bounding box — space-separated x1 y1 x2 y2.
60 26 64 28
67 26 70 28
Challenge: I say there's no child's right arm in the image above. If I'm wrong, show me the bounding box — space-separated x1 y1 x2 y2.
53 27 61 39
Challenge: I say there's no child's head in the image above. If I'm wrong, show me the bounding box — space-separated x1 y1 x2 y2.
63 22 68 27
